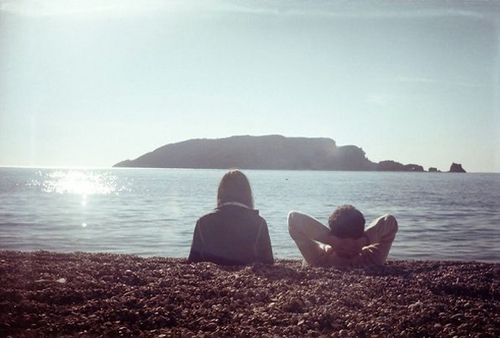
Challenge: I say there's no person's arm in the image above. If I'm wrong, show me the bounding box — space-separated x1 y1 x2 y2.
187 221 204 263
326 235 366 258
352 214 398 266
288 211 331 266
256 219 274 264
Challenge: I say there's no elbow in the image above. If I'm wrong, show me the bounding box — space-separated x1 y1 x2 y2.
287 211 300 238
384 214 398 233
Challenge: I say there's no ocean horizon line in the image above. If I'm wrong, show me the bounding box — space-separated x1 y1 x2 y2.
1 165 498 174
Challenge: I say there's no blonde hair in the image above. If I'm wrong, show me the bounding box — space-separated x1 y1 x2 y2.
217 170 254 209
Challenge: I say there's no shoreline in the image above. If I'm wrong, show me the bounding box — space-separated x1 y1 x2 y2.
1 251 498 337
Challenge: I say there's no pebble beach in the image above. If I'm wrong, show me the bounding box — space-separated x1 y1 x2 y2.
0 251 498 337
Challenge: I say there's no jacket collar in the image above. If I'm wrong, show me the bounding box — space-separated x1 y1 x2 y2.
218 201 251 209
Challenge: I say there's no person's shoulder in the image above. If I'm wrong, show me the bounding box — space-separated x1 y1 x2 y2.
256 213 267 225
302 247 336 268
198 206 267 225
244 208 267 224
196 209 221 223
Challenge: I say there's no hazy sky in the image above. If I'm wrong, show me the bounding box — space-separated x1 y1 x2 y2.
1 0 499 172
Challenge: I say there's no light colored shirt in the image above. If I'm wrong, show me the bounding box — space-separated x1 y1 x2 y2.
288 212 398 267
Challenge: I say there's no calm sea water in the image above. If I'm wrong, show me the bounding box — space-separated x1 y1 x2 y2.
0 168 498 262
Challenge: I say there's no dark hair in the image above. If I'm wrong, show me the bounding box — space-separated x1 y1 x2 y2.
328 205 365 239
217 170 254 209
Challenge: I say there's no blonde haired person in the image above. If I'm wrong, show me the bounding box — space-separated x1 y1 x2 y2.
188 170 274 265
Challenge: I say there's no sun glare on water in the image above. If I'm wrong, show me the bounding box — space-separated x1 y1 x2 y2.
30 170 123 195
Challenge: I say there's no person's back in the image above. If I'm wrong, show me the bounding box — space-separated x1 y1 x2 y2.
188 203 273 265
188 170 274 265
288 205 398 267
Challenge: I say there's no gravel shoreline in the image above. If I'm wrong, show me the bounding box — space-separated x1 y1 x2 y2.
0 251 498 337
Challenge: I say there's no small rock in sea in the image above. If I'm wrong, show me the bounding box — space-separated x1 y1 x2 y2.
56 278 66 284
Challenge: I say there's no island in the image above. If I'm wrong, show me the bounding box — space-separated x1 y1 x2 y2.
449 163 467 173
114 135 438 172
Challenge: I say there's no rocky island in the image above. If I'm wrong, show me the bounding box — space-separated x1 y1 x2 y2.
449 163 467 173
114 135 440 172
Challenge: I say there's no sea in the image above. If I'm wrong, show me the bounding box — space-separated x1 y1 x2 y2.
0 167 499 262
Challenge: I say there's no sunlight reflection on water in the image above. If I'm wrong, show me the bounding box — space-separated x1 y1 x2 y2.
28 170 129 195
1 168 499 261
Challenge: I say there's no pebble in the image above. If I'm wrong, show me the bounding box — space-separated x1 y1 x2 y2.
408 301 423 310
1 252 498 338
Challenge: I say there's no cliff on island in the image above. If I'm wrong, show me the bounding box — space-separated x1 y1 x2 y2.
449 162 467 173
113 135 430 172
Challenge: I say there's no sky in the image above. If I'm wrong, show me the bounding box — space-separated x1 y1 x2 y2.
1 0 499 172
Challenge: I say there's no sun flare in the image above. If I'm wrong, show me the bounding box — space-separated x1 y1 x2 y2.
30 170 122 195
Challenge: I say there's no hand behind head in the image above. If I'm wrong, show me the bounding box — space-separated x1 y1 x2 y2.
332 238 363 258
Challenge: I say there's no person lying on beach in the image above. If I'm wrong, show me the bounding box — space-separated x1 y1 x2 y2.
288 205 398 267
188 170 274 265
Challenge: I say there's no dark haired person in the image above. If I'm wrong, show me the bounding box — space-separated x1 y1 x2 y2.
288 205 398 267
188 170 274 265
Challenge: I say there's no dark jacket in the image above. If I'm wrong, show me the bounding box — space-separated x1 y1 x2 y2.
188 204 274 265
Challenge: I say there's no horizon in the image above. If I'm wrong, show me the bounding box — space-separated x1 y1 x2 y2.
0 134 484 173
1 0 499 172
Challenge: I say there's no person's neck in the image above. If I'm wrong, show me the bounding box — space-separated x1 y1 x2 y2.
219 201 250 209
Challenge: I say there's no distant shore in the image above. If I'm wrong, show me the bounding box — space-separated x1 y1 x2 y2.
1 251 498 337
